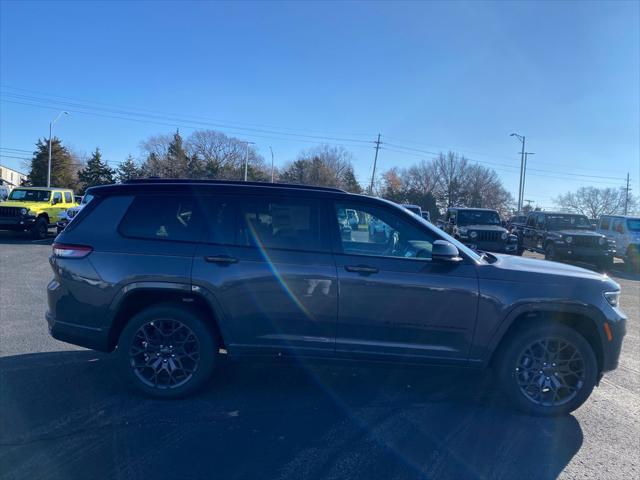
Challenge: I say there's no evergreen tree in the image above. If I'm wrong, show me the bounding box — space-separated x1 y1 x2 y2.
142 152 162 177
27 137 77 188
77 148 115 192
164 130 190 178
117 155 141 182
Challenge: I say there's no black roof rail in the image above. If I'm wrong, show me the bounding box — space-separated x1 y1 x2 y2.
123 178 346 193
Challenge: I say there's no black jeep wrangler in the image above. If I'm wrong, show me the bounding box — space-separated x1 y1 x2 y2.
521 211 614 271
443 207 518 254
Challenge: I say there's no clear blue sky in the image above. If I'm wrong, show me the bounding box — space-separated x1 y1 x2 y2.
1 0 638 208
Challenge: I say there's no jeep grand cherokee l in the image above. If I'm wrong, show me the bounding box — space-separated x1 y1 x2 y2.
47 179 626 416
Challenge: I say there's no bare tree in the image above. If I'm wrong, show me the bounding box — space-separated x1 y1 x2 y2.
280 144 361 192
555 186 636 218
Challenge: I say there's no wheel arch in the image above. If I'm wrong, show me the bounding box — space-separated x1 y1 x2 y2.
487 304 605 375
107 283 229 352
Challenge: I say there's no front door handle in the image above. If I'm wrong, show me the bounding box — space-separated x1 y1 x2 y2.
345 265 379 274
204 255 238 265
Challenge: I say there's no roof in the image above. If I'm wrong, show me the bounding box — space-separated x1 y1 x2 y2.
89 179 351 197
12 186 74 191
448 207 498 212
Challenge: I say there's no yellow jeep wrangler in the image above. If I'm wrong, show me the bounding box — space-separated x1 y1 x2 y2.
0 187 76 239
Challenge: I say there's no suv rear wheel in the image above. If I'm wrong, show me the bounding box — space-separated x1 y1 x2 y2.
497 321 597 416
118 304 217 398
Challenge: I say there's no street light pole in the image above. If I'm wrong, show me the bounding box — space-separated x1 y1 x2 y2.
243 141 255 181
269 146 275 183
510 133 526 211
521 152 534 207
47 111 69 187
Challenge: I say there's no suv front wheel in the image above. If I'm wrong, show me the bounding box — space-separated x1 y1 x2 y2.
118 304 218 398
497 322 597 416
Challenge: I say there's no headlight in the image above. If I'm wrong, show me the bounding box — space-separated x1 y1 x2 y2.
604 291 620 308
20 208 28 215
501 232 508 240
565 236 573 244
470 231 478 239
599 237 606 246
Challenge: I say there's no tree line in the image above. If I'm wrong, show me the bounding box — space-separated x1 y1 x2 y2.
22 128 635 217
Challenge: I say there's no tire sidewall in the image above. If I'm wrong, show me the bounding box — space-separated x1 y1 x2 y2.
117 304 217 398
499 322 598 416
544 243 555 260
30 217 47 239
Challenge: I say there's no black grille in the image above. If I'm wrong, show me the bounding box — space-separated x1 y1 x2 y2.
0 206 21 217
476 231 503 242
571 236 600 248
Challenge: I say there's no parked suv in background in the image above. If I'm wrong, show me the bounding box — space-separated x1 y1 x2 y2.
597 215 640 272
444 207 518 254
56 193 93 234
0 187 76 238
521 211 614 271
48 179 626 416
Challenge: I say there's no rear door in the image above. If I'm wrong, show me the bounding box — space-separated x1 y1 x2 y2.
192 193 337 356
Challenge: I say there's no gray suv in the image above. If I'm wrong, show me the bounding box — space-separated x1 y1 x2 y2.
47 180 626 416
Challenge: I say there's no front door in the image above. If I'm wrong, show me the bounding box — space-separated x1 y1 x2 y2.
330 201 479 362
192 194 337 356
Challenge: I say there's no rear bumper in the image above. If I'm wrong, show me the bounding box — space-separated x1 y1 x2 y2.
46 311 110 352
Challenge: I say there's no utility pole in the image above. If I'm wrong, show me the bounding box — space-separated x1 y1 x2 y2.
369 133 382 195
269 146 275 183
510 133 526 211
47 111 69 187
624 172 630 215
243 141 255 181
521 152 534 207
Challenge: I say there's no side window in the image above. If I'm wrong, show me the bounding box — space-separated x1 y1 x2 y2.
612 218 624 234
119 195 203 242
199 196 235 245
526 215 536 227
536 214 546 229
334 203 435 260
53 192 62 204
600 217 610 230
237 196 324 252
64 192 72 203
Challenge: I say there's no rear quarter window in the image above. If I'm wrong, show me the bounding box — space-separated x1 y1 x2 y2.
119 195 204 243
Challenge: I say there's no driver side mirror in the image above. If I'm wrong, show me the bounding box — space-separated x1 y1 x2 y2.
432 240 462 263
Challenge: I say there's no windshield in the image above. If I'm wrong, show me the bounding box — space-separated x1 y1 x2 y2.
8 189 51 202
457 210 501 226
547 214 591 230
627 218 640 232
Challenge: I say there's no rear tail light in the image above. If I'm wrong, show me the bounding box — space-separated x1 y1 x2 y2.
52 243 93 259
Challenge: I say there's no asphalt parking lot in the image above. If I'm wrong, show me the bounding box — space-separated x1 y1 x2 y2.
0 230 638 480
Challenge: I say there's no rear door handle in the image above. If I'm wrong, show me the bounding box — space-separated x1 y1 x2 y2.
204 255 238 265
345 265 379 274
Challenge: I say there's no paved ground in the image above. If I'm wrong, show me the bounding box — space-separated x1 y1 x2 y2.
0 230 638 480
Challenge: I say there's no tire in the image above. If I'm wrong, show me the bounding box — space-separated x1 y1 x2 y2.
30 217 48 239
544 243 555 261
626 246 640 273
117 304 218 398
497 321 597 416
595 258 613 273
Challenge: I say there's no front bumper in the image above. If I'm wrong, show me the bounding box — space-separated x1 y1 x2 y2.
0 216 36 230
554 244 613 261
460 239 518 254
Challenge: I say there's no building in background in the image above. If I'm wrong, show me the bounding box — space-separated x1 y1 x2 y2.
0 164 28 200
